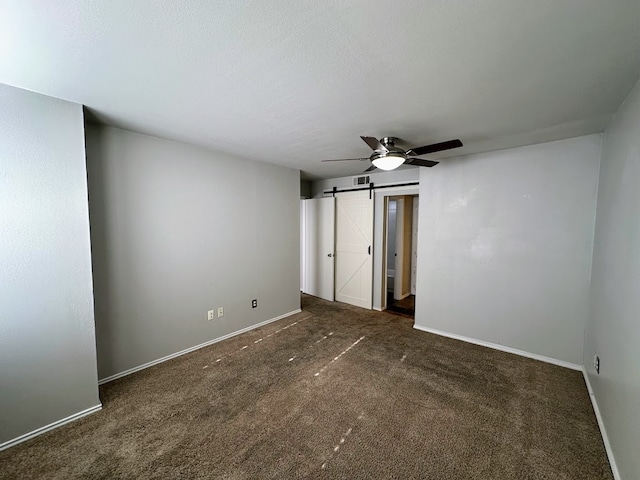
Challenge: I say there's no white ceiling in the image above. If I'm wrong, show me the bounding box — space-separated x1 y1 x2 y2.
2 1 640 180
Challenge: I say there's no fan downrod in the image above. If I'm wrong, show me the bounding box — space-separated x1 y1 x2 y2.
380 137 399 149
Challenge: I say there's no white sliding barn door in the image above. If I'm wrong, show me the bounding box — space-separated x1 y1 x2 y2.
335 191 373 309
303 197 335 301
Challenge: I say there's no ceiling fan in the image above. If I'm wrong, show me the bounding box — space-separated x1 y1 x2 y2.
321 136 463 172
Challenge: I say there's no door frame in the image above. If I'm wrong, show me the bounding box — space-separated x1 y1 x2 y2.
393 197 405 301
411 197 419 296
373 186 419 311
300 199 305 293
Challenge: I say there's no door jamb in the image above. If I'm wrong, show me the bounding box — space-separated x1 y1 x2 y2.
373 186 419 311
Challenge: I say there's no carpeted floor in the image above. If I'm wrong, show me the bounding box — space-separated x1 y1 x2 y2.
0 295 612 479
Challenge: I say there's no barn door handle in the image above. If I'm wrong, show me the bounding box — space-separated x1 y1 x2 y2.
368 246 371 255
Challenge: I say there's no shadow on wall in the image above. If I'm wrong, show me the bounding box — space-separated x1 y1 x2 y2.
84 124 117 380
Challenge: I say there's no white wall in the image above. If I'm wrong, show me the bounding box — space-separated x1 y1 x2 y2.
0 84 100 447
86 125 300 381
311 167 419 198
415 135 601 366
585 79 640 480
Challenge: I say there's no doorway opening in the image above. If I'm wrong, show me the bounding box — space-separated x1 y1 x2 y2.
384 195 418 318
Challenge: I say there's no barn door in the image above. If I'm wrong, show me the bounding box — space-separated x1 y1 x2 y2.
335 191 373 309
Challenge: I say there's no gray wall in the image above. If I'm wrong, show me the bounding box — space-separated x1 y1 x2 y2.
415 135 601 365
300 179 312 198
86 125 300 380
585 79 640 479
0 84 100 446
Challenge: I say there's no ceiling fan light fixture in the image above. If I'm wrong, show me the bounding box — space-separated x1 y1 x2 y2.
372 153 405 171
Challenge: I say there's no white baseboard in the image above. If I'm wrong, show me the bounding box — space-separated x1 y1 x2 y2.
412 324 582 371
0 404 102 452
582 368 621 480
99 309 302 385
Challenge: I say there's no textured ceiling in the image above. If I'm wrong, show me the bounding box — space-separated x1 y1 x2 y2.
2 1 640 180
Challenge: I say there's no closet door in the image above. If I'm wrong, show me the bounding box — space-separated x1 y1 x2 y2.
303 197 335 301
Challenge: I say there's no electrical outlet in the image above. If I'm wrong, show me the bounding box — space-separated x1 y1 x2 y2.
217 307 224 318
252 299 257 308
207 310 214 321
594 355 600 374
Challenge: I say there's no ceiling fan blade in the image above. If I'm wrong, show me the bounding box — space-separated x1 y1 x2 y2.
321 157 370 162
409 139 463 156
363 164 377 172
406 158 439 168
360 136 387 152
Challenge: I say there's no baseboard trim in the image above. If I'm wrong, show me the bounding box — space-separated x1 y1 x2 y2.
582 368 621 480
0 404 102 452
99 309 302 385
413 324 582 371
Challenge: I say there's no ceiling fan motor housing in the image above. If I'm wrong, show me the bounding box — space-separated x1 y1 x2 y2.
372 137 407 162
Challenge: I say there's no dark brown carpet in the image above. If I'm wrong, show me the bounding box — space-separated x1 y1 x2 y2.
0 295 612 479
